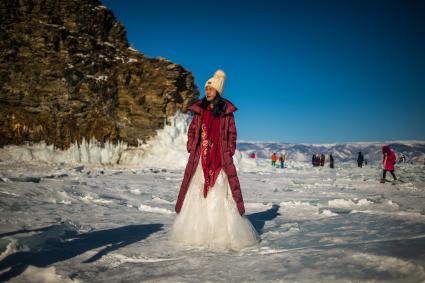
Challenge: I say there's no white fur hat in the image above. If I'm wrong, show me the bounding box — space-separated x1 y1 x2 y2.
204 70 226 95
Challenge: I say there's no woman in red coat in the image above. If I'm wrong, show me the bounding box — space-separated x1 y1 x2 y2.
170 70 259 250
381 145 397 183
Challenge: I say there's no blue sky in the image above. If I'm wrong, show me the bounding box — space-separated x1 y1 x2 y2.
102 0 425 143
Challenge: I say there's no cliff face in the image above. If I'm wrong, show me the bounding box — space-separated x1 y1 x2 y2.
0 0 199 149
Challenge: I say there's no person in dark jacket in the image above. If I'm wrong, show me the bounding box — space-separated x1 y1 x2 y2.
313 154 320 167
320 154 325 166
329 154 334 168
357 152 364 168
279 153 285 168
399 154 406 163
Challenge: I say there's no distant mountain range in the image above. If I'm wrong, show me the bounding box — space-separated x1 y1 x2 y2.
237 141 425 164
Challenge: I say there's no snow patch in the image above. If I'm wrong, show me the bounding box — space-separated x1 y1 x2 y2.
0 238 18 261
245 202 274 211
138 204 174 215
100 253 182 268
279 201 336 220
81 194 113 204
85 75 109 82
328 198 400 212
129 188 142 195
10 265 80 283
0 190 19 197
151 196 173 204
349 252 425 277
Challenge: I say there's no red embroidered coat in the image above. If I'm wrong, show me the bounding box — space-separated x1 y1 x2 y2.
175 99 245 215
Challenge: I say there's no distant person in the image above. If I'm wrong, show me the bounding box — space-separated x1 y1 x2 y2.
357 152 364 168
399 154 406 163
329 154 334 168
380 145 397 183
279 153 285 168
320 154 325 166
312 154 316 166
249 152 256 159
271 152 277 166
314 154 320 167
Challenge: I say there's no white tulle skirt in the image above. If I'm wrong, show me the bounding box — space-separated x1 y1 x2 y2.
170 159 259 251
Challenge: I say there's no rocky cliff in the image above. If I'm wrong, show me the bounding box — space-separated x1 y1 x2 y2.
0 0 199 149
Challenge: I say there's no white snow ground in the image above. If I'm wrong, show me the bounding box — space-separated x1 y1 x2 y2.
0 113 425 282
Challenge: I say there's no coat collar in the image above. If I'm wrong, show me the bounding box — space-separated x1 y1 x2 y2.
188 98 238 115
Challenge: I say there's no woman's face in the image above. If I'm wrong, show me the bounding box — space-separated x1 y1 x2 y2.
205 86 218 102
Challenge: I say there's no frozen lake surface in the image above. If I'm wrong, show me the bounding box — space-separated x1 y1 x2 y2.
1 160 425 282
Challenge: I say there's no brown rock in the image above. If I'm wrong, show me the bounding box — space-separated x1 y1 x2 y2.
0 0 199 149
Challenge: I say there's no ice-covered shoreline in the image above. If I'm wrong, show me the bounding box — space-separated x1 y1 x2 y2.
1 112 424 171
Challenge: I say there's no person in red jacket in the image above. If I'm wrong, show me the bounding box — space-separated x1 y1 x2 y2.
170 70 259 250
380 145 397 183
